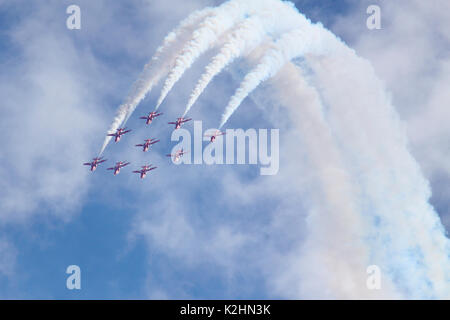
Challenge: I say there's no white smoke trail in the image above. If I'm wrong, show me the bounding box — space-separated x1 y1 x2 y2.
152 8 215 62
302 53 450 298
153 0 277 111
265 62 402 298
218 23 338 128
99 6 215 155
263 54 450 298
181 15 267 117
182 1 301 117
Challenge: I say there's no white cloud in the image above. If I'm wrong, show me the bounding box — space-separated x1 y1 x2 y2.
0 3 109 223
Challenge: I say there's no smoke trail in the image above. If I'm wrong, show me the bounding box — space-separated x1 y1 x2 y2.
99 6 215 155
181 15 266 117
268 62 402 298
182 2 301 117
153 8 215 62
218 23 338 128
302 53 450 298
153 0 277 111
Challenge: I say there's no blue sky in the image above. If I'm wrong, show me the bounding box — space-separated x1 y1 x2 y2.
0 0 449 299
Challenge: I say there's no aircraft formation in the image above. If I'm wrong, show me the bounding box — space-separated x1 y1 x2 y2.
84 113 225 179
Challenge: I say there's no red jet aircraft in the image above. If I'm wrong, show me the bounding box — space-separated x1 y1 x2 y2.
135 138 160 152
166 148 188 162
168 117 191 130
107 161 130 175
139 111 163 125
107 128 132 142
83 157 107 171
205 130 226 142
133 165 157 179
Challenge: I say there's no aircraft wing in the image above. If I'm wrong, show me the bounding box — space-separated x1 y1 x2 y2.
168 122 176 124
150 139 160 144
97 159 106 164
135 144 143 147
107 167 114 170
181 118 192 123
139 116 147 119
132 170 140 173
107 133 115 137
83 162 91 166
